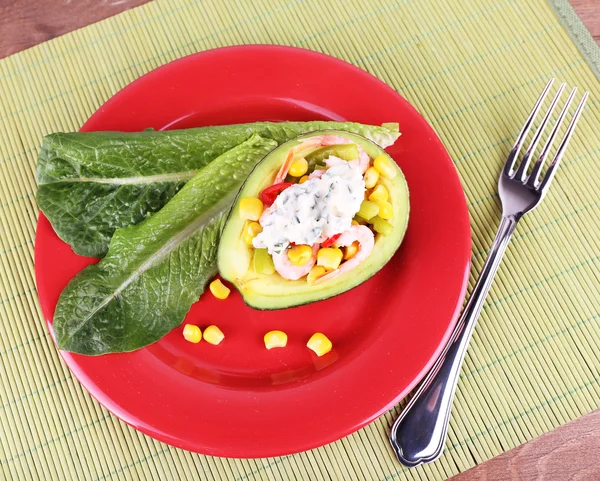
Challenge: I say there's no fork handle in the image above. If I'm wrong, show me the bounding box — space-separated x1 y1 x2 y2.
389 214 519 467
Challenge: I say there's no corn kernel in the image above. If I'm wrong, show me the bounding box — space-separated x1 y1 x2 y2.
363 167 380 189
369 184 389 202
299 175 309 184
317 247 343 270
183 324 202 343
307 332 332 357
373 154 397 179
239 197 263 221
289 157 309 177
243 221 263 244
264 330 288 349
288 244 313 266
209 279 230 300
204 325 225 345
351 219 359 226
374 200 393 220
343 241 360 260
307 265 327 285
358 200 380 220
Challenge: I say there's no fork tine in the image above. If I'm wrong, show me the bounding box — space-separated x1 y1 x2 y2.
537 91 589 192
514 83 565 181
504 79 554 177
527 88 577 187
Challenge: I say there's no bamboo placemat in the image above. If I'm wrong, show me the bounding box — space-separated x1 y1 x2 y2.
1 0 599 479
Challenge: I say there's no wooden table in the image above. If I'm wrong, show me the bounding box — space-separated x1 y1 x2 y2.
0 1 598 479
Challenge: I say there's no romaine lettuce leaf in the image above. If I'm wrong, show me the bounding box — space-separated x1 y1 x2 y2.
53 134 277 355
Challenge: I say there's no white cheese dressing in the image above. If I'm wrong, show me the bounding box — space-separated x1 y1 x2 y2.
253 159 366 255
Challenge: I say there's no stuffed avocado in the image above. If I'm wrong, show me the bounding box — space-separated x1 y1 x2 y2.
218 130 409 310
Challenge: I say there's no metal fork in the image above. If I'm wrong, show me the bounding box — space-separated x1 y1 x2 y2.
389 79 589 467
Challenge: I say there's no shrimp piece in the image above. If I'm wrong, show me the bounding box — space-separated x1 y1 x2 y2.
308 169 325 180
324 155 346 169
273 148 296 185
324 152 369 175
314 226 374 284
298 136 329 146
273 244 319 280
307 134 352 146
350 149 370 174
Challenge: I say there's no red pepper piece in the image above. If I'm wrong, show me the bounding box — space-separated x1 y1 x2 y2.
321 234 341 248
260 182 294 206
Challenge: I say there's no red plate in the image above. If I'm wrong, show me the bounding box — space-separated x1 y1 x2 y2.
35 45 471 457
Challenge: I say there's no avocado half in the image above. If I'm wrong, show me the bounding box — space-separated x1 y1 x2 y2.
217 130 410 310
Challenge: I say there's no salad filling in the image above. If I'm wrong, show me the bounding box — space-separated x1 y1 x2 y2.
239 134 398 284
253 162 365 255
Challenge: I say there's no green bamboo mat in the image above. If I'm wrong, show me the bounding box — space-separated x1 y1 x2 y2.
1 0 599 479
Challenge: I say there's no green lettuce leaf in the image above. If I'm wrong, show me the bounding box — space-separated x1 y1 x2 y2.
37 121 400 257
53 134 277 355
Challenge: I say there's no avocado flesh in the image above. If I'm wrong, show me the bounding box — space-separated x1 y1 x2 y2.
217 130 409 310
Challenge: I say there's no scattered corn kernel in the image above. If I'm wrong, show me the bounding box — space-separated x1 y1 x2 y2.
351 219 359 226
264 330 288 349
243 221 263 244
254 248 275 275
183 324 202 343
204 325 225 345
363 167 380 189
374 200 393 220
288 244 314 266
299 175 309 184
317 247 343 270
358 200 380 220
373 154 397 179
239 197 263 221
209 279 230 299
307 332 332 357
343 241 360 260
369 184 389 202
371 216 394 236
289 157 309 177
307 265 327 285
